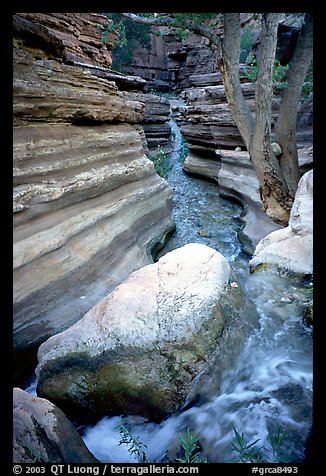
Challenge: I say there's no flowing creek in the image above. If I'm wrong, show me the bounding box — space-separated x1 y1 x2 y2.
25 105 313 463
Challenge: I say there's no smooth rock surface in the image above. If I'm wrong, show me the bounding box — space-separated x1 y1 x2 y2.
249 170 313 275
36 243 243 421
13 122 174 368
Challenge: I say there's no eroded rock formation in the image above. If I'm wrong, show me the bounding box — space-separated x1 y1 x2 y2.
13 14 175 383
249 170 313 276
179 69 313 253
13 13 114 67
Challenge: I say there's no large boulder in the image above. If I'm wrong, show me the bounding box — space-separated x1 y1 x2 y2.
13 388 98 463
249 170 313 275
36 243 243 422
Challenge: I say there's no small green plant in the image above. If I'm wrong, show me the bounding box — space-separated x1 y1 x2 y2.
117 421 208 463
229 425 289 463
245 54 289 91
267 425 287 461
25 446 42 463
229 426 266 462
148 144 172 178
175 428 208 463
304 281 313 296
118 419 148 463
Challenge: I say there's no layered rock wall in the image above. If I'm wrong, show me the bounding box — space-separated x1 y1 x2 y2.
179 69 313 253
14 13 115 67
13 14 175 382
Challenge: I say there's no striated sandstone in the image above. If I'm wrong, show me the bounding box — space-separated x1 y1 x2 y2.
13 24 175 382
13 50 145 126
122 92 172 152
13 13 114 67
13 121 174 378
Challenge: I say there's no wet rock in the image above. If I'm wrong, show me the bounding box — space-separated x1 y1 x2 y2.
183 152 221 181
197 229 211 238
36 243 244 422
13 388 98 463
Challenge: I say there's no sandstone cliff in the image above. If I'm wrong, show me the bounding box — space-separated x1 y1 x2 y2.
13 14 175 383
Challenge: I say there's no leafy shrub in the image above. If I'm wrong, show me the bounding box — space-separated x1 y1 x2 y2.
245 54 289 91
175 428 208 463
148 144 172 178
118 420 148 463
229 425 289 463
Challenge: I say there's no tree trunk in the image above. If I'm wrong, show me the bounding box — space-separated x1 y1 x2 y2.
274 13 313 196
220 13 292 225
248 13 292 225
218 13 254 149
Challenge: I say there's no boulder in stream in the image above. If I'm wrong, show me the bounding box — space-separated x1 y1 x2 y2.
13 388 98 463
36 243 244 421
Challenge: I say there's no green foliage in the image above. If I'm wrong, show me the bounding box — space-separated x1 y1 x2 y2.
25 446 42 463
148 144 172 178
300 61 313 103
118 422 207 463
117 421 289 464
245 54 289 91
229 425 289 463
96 17 126 48
305 285 313 296
272 60 289 90
230 426 266 462
267 425 287 461
240 26 254 63
100 14 151 70
118 419 148 463
175 428 208 463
